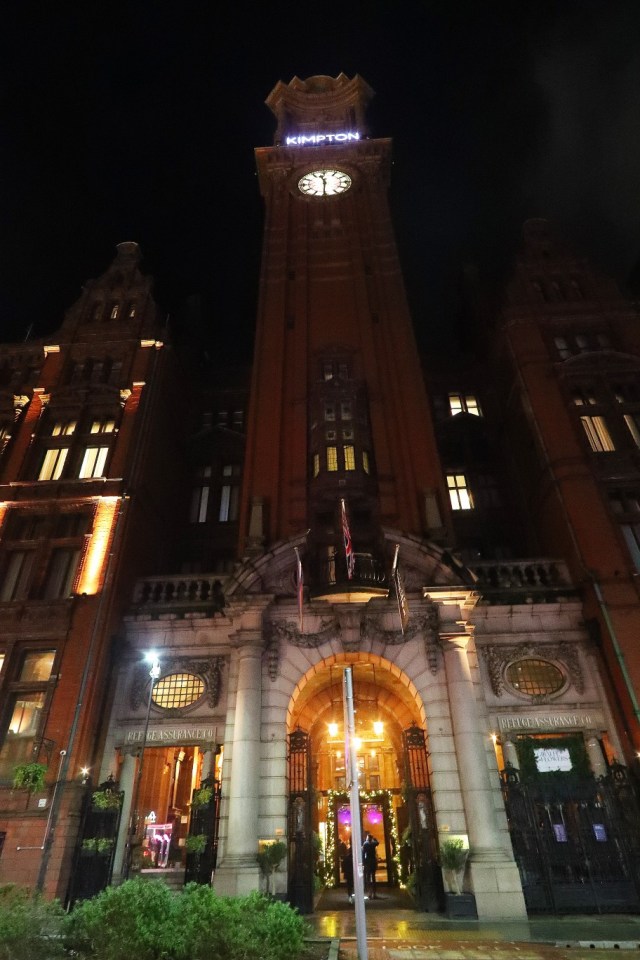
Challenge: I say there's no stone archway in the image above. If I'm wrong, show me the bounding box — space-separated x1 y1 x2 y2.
286 653 433 905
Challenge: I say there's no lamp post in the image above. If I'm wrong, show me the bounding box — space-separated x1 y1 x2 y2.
124 651 161 878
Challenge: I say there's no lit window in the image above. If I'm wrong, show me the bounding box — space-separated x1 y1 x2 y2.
51 421 77 437
90 420 115 434
190 466 212 523
219 465 240 523
42 548 80 598
580 416 615 452
110 304 119 320
19 650 55 682
152 673 205 709
327 447 338 472
323 363 334 381
344 445 356 470
624 415 640 448
0 693 46 779
362 451 370 475
448 393 481 416
313 453 320 477
447 473 473 510
128 304 136 319
38 448 69 481
506 659 565 696
78 447 109 478
554 337 571 359
325 404 336 422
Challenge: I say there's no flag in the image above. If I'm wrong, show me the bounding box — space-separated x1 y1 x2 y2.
294 547 304 631
391 543 409 634
341 499 355 579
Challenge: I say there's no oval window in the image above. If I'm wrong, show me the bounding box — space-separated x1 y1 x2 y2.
152 673 205 709
505 658 564 696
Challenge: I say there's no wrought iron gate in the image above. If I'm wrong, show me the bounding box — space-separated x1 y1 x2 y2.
66 777 123 906
287 728 314 913
185 776 221 885
502 762 640 914
402 725 443 912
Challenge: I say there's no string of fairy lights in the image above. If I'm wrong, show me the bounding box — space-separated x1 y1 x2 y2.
324 788 402 887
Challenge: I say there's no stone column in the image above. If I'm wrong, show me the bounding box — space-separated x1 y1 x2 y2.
503 738 520 771
214 631 263 895
585 732 607 778
112 750 137 881
442 632 526 917
201 748 214 781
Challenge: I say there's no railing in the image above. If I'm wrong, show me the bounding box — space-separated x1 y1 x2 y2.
468 559 573 596
131 575 228 611
309 551 388 597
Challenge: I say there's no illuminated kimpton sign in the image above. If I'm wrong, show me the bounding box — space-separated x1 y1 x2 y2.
285 132 360 146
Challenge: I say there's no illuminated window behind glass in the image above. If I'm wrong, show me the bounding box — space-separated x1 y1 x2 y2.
344 445 356 470
219 465 240 522
449 394 481 416
506 659 564 696
327 447 338 472
447 474 473 510
580 416 615 452
152 673 205 709
0 649 55 780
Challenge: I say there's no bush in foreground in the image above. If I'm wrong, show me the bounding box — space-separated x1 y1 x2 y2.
0 884 65 960
65 877 306 960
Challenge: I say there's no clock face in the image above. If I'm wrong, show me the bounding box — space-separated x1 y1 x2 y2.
298 169 352 197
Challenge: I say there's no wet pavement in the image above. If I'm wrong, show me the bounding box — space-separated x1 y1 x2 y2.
306 885 640 958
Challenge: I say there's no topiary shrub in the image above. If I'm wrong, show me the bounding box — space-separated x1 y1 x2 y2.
65 877 306 960
170 885 305 960
64 877 176 960
0 884 65 960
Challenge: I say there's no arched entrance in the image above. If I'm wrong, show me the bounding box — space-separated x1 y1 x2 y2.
286 654 441 911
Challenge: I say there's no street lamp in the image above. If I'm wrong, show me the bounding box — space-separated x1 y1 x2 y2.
124 651 161 878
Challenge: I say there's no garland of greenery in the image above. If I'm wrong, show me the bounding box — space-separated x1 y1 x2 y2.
325 789 402 888
516 735 591 782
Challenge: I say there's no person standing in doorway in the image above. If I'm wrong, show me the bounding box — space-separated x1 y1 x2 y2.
362 832 379 899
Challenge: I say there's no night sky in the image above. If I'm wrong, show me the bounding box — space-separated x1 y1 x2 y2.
3 1 640 361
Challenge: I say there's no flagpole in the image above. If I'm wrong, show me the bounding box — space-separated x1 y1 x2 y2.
344 666 368 960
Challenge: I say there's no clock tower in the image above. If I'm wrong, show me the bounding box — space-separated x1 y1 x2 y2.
241 74 449 588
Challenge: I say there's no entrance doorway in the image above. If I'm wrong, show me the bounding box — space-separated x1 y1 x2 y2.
126 744 222 873
287 655 436 910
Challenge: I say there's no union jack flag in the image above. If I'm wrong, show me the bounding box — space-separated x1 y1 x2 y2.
341 499 355 579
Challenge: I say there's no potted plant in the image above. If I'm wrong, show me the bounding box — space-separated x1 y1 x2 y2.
12 761 47 792
91 788 122 810
184 833 207 856
190 785 213 808
439 837 477 918
440 837 468 893
256 840 287 897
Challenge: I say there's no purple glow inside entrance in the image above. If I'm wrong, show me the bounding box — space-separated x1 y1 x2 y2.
366 807 383 825
338 807 351 825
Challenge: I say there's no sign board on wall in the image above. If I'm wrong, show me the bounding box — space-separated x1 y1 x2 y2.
498 712 604 733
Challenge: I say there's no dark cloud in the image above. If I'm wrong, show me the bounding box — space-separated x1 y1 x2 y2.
2 2 639 356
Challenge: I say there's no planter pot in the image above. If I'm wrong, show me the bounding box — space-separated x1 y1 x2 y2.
444 892 477 918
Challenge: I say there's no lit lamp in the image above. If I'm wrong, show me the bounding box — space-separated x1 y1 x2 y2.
328 722 339 738
124 651 161 878
373 721 384 737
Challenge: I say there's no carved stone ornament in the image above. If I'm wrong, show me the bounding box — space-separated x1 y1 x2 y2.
360 609 438 647
266 618 338 650
130 656 225 711
265 640 280 682
480 642 584 697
